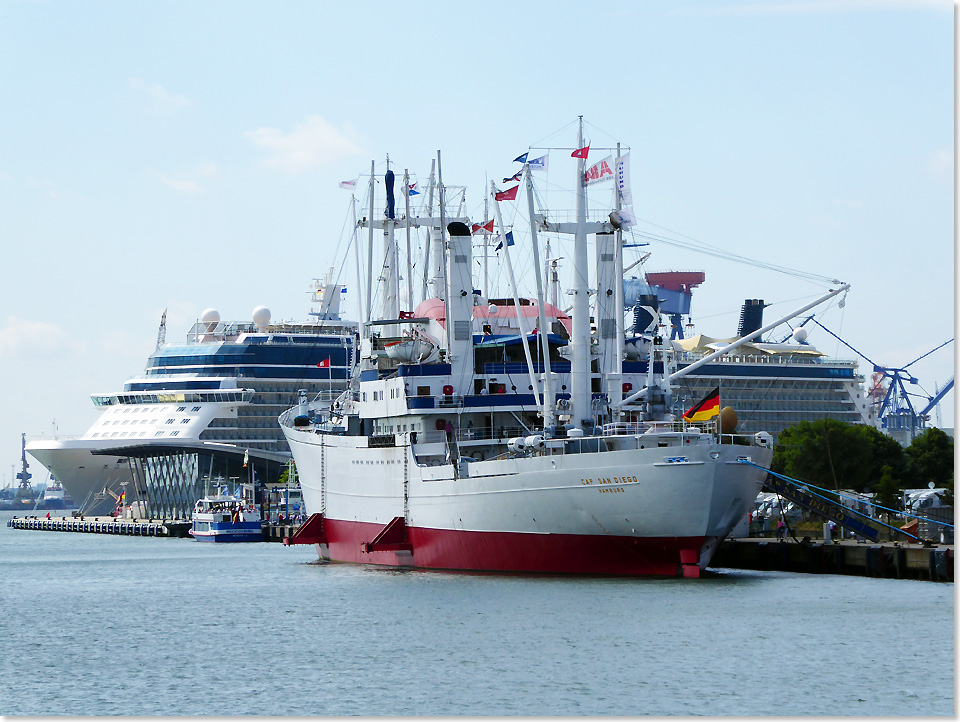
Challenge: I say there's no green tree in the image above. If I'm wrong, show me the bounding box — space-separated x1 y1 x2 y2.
873 465 902 511
772 419 908 493
905 427 954 489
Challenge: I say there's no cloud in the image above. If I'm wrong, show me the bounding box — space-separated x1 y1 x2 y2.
244 115 362 174
160 176 202 193
156 163 218 193
129 77 192 115
0 317 72 359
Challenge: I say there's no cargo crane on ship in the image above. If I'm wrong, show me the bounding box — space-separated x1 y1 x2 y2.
623 270 705 340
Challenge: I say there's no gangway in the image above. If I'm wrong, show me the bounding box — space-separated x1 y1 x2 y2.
741 461 954 543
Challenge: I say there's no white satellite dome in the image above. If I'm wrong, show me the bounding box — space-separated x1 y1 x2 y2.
488 304 498 314
252 306 271 331
201 308 220 332
792 327 808 343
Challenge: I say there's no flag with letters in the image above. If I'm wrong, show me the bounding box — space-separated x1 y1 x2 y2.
494 185 519 202
472 220 495 235
683 387 720 423
583 155 614 186
339 178 358 190
527 154 548 171
571 145 590 159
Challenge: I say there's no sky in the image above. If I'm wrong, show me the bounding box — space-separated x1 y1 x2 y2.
0 0 954 484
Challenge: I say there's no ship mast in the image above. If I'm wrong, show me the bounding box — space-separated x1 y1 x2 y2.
403 168 414 312
365 160 375 331
381 158 399 320
492 180 544 417
570 116 591 431
420 160 436 303
523 166 556 430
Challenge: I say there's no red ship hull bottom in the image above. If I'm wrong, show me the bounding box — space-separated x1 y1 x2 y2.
312 518 708 577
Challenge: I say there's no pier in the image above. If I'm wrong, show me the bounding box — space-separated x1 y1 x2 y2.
7 515 192 537
7 514 297 542
714 537 953 582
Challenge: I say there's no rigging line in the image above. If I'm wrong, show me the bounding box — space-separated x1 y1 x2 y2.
903 338 954 370
582 119 630 152
325 196 358 279
526 119 580 150
632 220 839 283
806 317 875 367
632 229 837 285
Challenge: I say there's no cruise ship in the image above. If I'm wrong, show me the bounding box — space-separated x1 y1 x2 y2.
26 272 357 516
622 274 875 440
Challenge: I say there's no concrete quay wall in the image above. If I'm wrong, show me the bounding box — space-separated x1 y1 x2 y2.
714 538 953 582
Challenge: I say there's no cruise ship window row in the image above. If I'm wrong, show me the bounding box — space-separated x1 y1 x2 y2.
94 391 250 405
206 418 280 429
199 429 284 440
91 431 152 439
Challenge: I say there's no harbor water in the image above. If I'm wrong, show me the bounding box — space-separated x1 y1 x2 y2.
1 511 953 716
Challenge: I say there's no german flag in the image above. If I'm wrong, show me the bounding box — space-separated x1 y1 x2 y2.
683 387 720 423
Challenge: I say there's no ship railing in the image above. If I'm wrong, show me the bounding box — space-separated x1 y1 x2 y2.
436 394 464 408
311 390 342 404
456 425 527 443
676 351 859 367
600 420 682 436
414 430 448 444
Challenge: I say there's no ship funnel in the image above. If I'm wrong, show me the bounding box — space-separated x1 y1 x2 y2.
385 170 396 219
632 294 660 335
737 299 766 337
445 220 474 398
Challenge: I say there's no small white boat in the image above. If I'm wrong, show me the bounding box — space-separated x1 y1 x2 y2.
190 485 263 542
384 329 439 363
